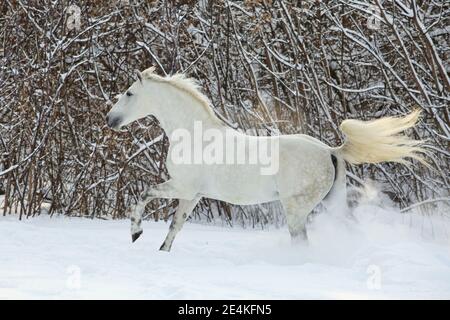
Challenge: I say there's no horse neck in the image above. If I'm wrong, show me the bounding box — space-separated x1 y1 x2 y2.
147 82 225 137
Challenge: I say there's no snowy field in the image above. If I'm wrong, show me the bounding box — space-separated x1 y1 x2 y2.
1 203 450 300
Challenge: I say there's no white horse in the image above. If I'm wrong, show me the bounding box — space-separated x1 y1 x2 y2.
106 67 426 251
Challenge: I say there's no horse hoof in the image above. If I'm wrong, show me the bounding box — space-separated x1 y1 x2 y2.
159 243 171 252
291 237 308 246
131 230 143 243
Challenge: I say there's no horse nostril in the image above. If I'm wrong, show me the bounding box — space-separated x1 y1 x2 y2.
107 115 122 129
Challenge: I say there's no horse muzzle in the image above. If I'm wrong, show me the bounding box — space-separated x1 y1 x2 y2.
106 114 123 131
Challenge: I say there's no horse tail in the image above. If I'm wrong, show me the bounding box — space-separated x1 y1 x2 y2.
335 109 428 167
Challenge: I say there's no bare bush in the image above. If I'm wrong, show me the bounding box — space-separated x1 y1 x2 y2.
0 0 448 224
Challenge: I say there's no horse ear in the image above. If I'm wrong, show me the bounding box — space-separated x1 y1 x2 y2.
145 66 156 74
135 69 143 84
142 66 156 77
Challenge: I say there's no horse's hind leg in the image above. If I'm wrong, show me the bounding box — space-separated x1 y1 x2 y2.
280 194 321 243
159 196 201 252
322 156 348 214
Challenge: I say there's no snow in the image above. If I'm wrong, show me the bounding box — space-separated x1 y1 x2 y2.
1 203 449 299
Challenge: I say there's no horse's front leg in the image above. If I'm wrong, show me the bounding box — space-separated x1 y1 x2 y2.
129 200 146 242
129 180 184 242
159 196 201 252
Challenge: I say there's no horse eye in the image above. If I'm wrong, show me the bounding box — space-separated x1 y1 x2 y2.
126 91 133 97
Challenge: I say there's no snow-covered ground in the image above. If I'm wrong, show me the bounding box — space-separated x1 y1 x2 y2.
1 202 449 299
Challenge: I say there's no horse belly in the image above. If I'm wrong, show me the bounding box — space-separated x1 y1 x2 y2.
199 164 279 205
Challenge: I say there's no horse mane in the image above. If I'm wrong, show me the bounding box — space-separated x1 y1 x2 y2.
141 67 221 123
